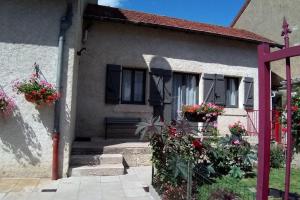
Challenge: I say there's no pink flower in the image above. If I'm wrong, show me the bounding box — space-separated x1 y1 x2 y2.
232 140 240 145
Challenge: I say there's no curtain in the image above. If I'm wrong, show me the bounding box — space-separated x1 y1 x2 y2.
172 74 198 119
226 78 237 106
134 71 144 102
122 70 132 101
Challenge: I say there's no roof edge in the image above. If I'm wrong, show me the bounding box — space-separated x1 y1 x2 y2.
85 14 281 48
230 0 251 27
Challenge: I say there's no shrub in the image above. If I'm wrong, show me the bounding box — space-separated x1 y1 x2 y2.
270 143 285 168
208 188 240 200
162 184 187 200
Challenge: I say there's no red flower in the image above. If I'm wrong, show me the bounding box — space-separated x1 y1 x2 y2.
168 126 176 136
192 139 202 151
282 127 287 132
292 106 298 112
40 88 47 94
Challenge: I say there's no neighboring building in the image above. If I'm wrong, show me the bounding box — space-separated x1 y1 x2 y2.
231 0 300 91
0 2 276 178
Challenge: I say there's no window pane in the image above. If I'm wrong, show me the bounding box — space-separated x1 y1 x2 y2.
122 70 132 101
134 71 144 102
226 78 238 106
185 75 197 105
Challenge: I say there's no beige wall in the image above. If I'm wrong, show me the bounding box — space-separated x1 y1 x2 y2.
76 22 259 137
0 0 94 177
233 0 300 80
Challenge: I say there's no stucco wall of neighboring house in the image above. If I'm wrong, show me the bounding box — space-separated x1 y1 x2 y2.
0 0 93 177
232 0 300 80
76 22 259 138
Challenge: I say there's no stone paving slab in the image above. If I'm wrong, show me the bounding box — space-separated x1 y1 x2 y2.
0 166 154 200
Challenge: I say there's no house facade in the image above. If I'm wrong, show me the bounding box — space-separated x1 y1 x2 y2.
76 5 276 138
0 2 275 178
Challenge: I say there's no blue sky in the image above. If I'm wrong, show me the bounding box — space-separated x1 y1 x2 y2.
98 0 245 26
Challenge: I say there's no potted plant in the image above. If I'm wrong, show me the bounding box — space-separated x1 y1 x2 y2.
182 103 224 122
13 74 59 106
0 90 16 116
228 121 247 141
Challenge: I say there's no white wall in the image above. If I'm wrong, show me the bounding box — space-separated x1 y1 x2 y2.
76 22 259 137
0 0 85 177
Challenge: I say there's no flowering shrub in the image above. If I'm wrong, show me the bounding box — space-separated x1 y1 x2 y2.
13 74 59 106
0 90 15 116
136 118 210 192
228 121 247 138
182 103 224 122
281 87 300 153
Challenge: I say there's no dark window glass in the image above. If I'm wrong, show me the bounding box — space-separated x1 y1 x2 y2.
121 68 145 104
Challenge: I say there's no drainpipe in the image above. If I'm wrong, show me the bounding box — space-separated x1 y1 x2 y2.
52 2 73 180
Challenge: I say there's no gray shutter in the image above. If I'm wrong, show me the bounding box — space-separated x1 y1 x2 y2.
244 77 254 109
203 73 215 103
149 69 164 106
105 64 121 104
215 74 225 106
149 68 172 106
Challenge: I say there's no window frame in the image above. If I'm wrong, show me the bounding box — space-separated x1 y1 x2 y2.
225 77 239 108
121 68 146 105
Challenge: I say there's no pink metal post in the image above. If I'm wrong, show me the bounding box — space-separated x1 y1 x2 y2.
282 18 293 200
256 43 272 200
256 18 300 200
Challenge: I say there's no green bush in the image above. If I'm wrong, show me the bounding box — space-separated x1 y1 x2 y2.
270 143 285 168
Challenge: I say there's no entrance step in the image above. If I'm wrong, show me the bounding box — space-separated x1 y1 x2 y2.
70 139 151 167
70 154 123 166
69 164 124 176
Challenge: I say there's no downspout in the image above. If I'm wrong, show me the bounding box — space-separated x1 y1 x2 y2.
52 2 73 180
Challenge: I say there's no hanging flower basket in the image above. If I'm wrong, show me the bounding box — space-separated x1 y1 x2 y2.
0 90 16 116
13 74 60 106
182 103 224 123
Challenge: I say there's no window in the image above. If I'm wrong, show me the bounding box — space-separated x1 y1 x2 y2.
172 73 199 119
225 77 239 107
121 68 146 104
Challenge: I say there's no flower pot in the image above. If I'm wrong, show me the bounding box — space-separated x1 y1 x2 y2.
24 94 34 103
184 112 218 122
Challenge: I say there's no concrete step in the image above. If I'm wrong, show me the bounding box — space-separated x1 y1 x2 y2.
70 154 123 166
69 164 124 176
71 141 151 155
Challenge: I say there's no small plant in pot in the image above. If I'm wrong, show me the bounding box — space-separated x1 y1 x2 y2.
13 71 59 106
0 90 16 116
182 103 224 122
228 121 247 141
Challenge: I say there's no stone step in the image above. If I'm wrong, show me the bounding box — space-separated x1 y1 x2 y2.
70 154 123 166
71 141 151 155
69 164 124 176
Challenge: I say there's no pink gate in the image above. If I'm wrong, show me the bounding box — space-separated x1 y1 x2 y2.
256 19 300 200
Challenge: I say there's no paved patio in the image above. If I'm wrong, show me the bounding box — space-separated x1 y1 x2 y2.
0 166 154 200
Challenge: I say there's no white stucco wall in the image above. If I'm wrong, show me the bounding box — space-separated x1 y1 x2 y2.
76 22 259 137
0 0 89 177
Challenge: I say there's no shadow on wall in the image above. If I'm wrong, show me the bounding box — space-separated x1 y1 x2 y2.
149 56 173 121
0 107 42 167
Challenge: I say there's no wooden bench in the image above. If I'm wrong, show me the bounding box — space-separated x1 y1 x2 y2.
104 117 142 139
